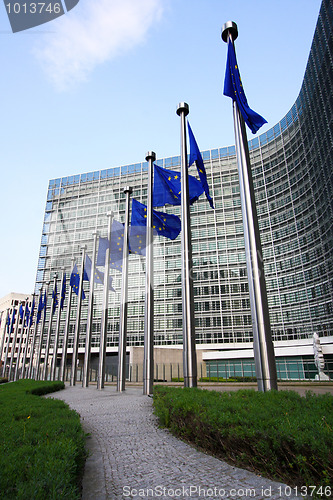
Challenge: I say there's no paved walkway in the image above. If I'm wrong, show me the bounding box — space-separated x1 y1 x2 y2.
48 384 306 500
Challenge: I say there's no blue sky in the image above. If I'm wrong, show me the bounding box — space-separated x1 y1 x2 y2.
0 0 321 299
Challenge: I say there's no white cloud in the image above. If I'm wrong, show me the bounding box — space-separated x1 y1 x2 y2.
34 0 164 91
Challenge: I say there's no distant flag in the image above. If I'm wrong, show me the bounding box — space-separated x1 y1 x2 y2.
52 283 58 315
29 298 35 327
70 263 86 300
10 309 16 334
6 312 10 333
223 39 267 134
96 219 125 271
187 121 214 209
131 199 181 241
153 164 204 207
37 292 44 325
19 304 24 321
25 303 30 328
60 274 67 310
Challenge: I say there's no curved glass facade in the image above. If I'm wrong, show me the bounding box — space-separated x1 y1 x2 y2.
35 0 333 357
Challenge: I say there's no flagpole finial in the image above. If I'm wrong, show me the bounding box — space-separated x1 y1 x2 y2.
221 21 238 43
124 186 133 195
145 151 156 162
176 102 189 117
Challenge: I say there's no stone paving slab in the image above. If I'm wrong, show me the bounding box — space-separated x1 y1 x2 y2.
49 385 303 500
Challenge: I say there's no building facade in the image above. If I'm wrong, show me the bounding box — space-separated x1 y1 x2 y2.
32 0 332 380
0 293 33 377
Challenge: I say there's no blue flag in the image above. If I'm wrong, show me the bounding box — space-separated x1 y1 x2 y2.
19 303 24 321
52 283 58 315
131 199 181 241
6 312 10 333
70 263 86 300
86 252 116 291
10 309 16 333
29 298 35 327
187 121 214 209
153 164 204 207
96 220 125 271
37 292 44 325
129 225 147 256
223 39 267 134
60 274 66 310
25 304 30 327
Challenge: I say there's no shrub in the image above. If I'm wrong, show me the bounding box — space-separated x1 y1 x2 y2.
153 386 333 494
0 380 87 499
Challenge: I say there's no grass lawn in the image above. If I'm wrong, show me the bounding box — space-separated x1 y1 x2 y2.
153 386 333 497
0 379 87 500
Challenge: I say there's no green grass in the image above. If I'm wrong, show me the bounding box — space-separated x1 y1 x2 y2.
153 386 333 493
0 380 87 500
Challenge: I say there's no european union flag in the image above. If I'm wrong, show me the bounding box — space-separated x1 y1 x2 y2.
70 263 86 300
19 303 24 321
96 220 125 271
187 121 214 209
131 199 181 241
6 312 10 333
129 225 147 256
52 283 58 315
37 292 44 325
153 164 204 207
60 274 66 310
25 304 30 328
10 309 16 333
29 298 35 327
223 39 267 134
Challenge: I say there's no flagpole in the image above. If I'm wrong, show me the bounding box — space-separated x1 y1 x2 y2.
36 282 50 380
98 212 114 390
83 233 98 388
176 102 197 388
60 259 74 382
51 271 65 381
71 246 86 386
222 22 277 392
117 186 132 392
0 309 9 377
43 273 57 380
14 298 29 381
28 289 42 379
21 295 34 379
143 151 155 395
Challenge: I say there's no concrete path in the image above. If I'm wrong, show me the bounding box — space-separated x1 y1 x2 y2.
48 385 304 500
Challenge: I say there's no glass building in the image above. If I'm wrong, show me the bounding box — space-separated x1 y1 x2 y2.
34 0 333 379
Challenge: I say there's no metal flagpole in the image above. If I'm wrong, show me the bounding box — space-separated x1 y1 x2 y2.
28 289 42 379
43 273 57 380
176 102 197 388
51 271 65 381
98 212 114 390
0 309 9 377
143 151 155 395
222 22 278 391
14 298 29 381
117 186 132 392
71 246 86 386
21 294 34 379
60 259 74 383
83 234 98 388
36 282 50 380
